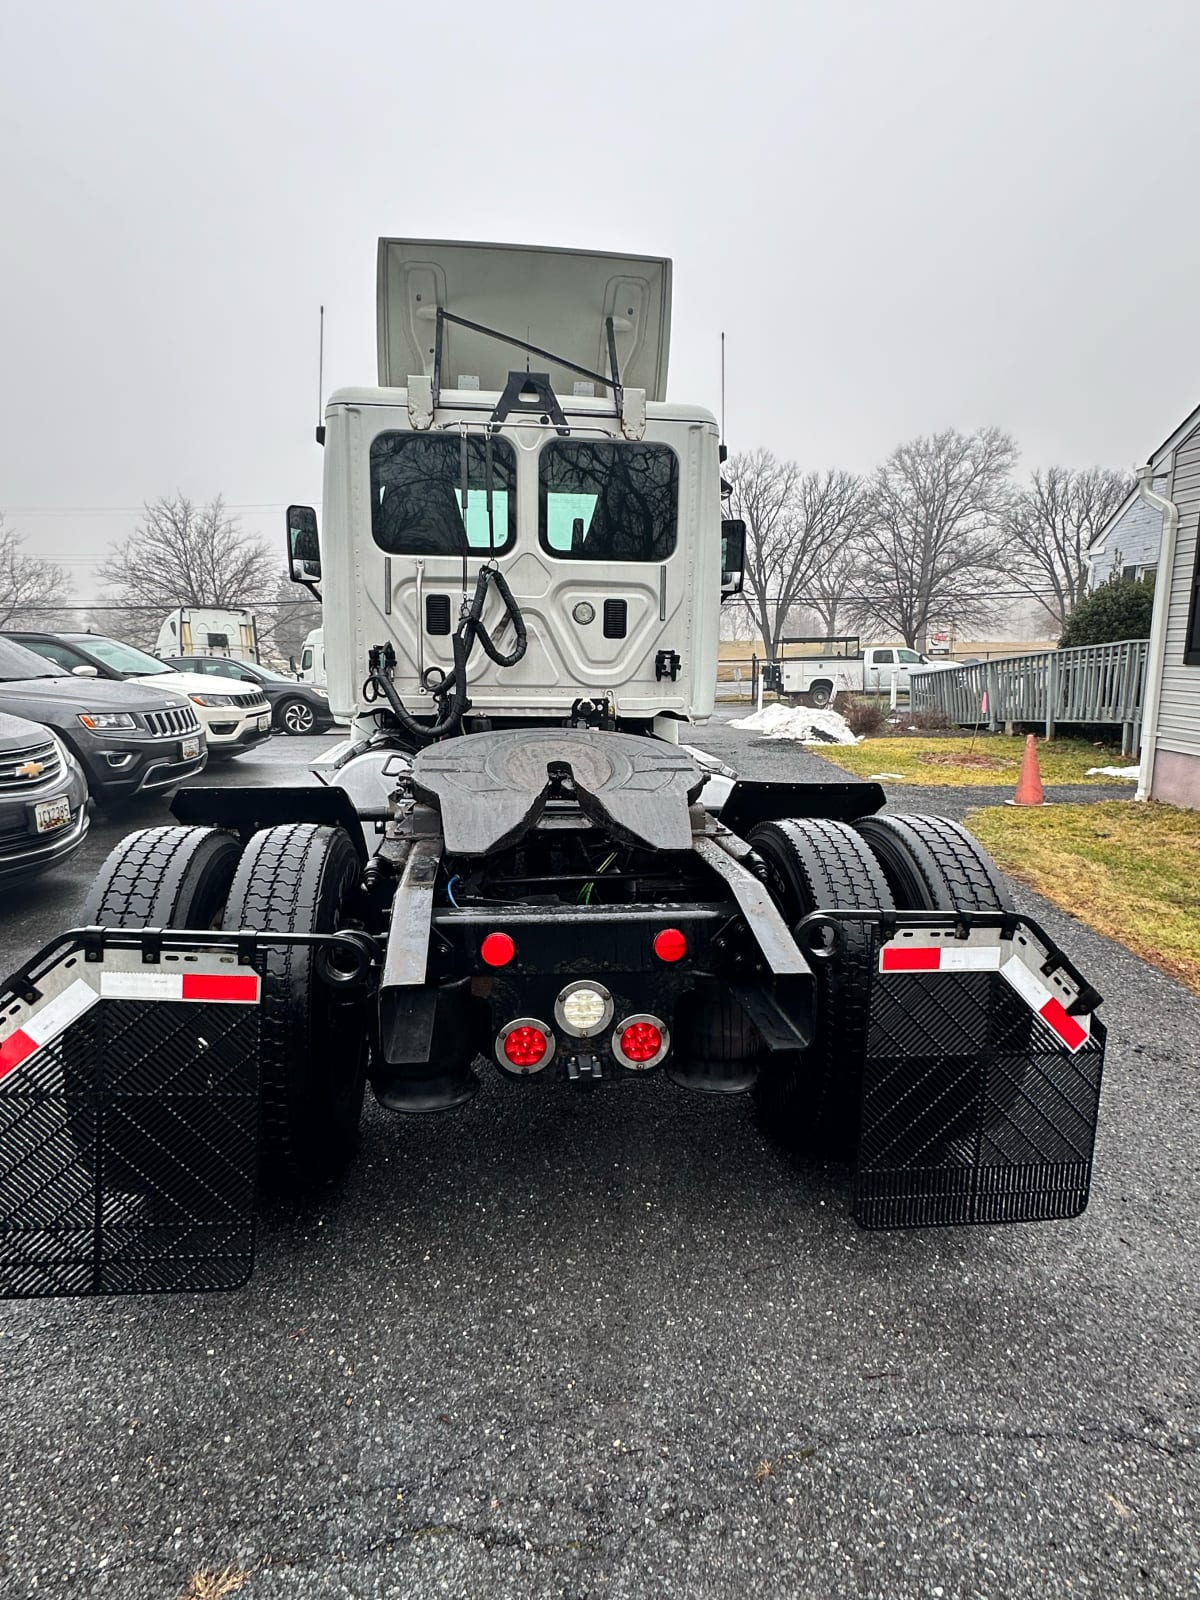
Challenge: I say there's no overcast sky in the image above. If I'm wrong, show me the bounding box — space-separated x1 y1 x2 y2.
3 0 1199 604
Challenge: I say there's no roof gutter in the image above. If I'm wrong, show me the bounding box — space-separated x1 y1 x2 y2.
1134 463 1179 801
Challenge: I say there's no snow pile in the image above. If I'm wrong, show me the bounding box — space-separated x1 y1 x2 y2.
1086 765 1139 780
729 703 859 744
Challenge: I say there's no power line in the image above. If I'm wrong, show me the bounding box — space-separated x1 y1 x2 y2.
3 503 293 516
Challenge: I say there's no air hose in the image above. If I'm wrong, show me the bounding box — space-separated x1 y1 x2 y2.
363 563 527 747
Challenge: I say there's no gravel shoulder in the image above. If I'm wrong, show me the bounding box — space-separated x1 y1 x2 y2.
0 730 1197 1599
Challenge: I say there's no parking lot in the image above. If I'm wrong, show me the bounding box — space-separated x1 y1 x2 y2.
2 728 1198 1598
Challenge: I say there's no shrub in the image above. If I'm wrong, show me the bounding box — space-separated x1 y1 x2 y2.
1059 576 1154 648
840 694 889 737
909 706 953 731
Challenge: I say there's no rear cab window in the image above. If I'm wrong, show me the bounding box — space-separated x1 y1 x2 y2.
370 433 517 556
539 440 678 561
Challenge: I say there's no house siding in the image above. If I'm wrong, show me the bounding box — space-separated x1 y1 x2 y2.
1088 477 1168 585
1152 430 1200 808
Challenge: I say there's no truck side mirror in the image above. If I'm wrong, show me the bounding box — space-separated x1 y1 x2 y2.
720 518 746 598
287 505 322 583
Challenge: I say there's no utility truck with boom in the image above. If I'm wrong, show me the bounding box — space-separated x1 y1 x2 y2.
0 240 1106 1298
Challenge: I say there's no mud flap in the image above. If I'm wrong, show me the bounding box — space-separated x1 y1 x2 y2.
0 944 260 1298
845 916 1106 1228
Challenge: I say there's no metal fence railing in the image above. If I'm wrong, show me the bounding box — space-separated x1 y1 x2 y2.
909 638 1148 753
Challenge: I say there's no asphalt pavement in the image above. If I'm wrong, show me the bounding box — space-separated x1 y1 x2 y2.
1 727 1197 1599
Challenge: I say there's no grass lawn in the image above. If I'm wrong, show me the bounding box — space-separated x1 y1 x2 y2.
966 800 1200 996
816 735 1128 787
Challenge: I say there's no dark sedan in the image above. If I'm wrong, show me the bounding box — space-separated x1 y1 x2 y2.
0 710 90 882
0 637 207 805
162 655 334 735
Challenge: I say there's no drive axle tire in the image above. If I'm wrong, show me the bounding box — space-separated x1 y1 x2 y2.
222 823 367 1194
807 681 833 709
747 818 894 1155
84 825 244 928
851 814 1013 913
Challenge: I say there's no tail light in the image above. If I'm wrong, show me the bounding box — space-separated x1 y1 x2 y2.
653 928 687 963
495 1018 555 1075
612 1014 670 1070
481 932 515 967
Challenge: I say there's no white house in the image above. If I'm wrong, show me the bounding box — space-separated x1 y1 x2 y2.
1085 475 1167 587
1097 407 1200 809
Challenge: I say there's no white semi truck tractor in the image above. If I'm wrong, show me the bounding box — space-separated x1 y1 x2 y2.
0 241 1106 1297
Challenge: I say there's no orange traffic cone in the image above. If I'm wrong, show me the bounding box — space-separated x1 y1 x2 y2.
1009 734 1045 806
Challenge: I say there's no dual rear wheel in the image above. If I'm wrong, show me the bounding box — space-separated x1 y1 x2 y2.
84 821 367 1195
747 813 1011 1156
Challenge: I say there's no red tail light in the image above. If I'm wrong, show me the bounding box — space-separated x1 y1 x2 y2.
481 931 515 967
619 1021 663 1063
653 928 687 963
502 1025 548 1068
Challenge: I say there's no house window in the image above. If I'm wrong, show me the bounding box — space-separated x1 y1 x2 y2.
1185 522 1200 666
1121 565 1137 581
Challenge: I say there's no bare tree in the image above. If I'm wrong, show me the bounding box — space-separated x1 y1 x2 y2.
0 516 71 627
259 571 322 666
1005 465 1133 629
99 495 275 647
726 450 865 658
850 427 1018 648
807 534 868 639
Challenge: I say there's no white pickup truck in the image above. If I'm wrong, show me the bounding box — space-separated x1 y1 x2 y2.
766 636 951 707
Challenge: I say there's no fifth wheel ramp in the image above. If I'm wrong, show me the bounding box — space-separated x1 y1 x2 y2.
411 728 705 854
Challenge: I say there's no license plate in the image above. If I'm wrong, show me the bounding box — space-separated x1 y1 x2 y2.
181 736 201 760
34 796 71 834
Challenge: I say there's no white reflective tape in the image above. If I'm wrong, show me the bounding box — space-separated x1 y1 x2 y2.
938 947 1003 972
1000 955 1091 1051
99 971 185 1001
20 979 99 1047
999 953 1054 1015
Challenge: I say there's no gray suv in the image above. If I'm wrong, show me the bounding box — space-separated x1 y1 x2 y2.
0 637 207 804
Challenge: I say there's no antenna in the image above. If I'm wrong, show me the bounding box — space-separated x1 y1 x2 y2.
720 330 726 444
316 305 325 440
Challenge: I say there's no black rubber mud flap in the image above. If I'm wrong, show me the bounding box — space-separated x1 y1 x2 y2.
0 945 259 1298
849 917 1106 1229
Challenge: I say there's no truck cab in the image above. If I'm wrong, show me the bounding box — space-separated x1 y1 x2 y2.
292 240 736 742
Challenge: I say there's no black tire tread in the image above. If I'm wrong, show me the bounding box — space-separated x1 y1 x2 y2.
853 814 1013 913
222 823 364 1190
83 825 240 926
747 818 894 1153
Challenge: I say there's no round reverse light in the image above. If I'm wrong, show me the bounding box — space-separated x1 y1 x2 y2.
653 927 688 963
498 1020 553 1072
480 931 515 967
572 601 596 625
612 1013 670 1069
555 980 614 1036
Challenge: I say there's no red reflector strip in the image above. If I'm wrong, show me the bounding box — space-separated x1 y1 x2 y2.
1039 995 1089 1052
99 970 260 1003
0 978 99 1084
181 972 260 1003
881 944 1003 973
881 946 942 971
0 1030 36 1084
878 937 1091 1053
